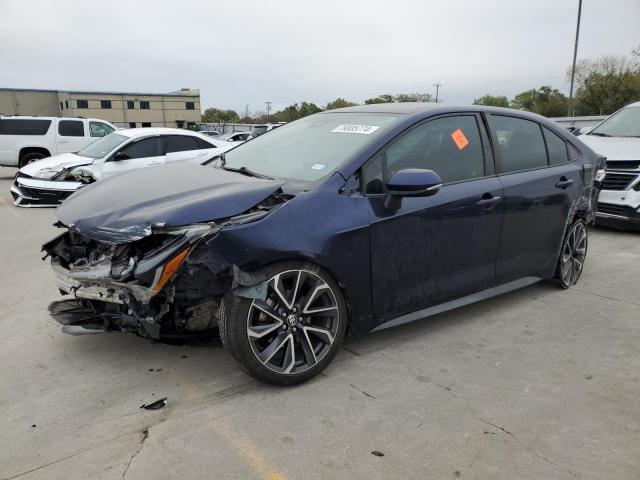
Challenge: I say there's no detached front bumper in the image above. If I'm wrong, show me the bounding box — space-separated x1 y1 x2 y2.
11 175 82 207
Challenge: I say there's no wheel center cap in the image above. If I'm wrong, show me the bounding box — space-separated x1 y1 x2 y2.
286 314 297 327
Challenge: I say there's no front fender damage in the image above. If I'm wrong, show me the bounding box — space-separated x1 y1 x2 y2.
44 196 287 339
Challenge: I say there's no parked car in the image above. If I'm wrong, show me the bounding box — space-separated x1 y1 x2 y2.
578 101 640 230
219 131 252 145
11 128 231 207
250 123 283 136
0 116 117 167
200 130 221 137
43 104 602 385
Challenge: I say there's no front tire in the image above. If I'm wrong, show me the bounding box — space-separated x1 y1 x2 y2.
556 219 588 288
219 261 347 385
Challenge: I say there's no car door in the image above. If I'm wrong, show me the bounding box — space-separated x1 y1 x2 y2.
164 135 214 163
365 114 504 319
488 114 583 283
98 136 166 178
56 119 87 154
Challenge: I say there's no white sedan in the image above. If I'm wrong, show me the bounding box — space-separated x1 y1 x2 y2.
218 131 253 146
10 128 232 207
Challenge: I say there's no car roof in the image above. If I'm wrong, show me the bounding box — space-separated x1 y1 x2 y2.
624 101 640 108
116 127 207 138
0 115 111 122
325 102 553 122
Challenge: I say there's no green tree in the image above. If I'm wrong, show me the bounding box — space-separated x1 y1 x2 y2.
394 93 433 102
365 94 394 104
473 94 509 107
201 108 240 123
510 86 568 117
325 98 358 110
571 49 640 115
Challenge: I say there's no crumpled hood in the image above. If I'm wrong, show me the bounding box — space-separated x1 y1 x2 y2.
578 135 640 161
56 161 285 244
20 152 93 178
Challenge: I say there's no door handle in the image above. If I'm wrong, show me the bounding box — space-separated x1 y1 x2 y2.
476 194 502 209
555 177 574 189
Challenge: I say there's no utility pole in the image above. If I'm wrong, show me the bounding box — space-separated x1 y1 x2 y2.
567 0 583 117
433 83 442 103
265 101 272 123
245 103 249 121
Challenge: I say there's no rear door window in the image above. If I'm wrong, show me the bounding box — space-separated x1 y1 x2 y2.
117 137 163 159
58 120 84 137
542 127 569 165
165 135 200 153
0 119 52 135
492 115 548 173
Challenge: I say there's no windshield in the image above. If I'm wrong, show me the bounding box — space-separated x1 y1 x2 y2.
590 107 640 137
77 133 128 158
221 113 401 182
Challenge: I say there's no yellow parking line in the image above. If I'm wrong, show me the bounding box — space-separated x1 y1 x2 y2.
173 373 286 480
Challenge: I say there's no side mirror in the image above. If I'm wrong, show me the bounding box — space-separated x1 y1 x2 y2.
384 168 442 210
113 151 130 161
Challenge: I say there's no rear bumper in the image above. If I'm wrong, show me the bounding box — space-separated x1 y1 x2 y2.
11 176 81 207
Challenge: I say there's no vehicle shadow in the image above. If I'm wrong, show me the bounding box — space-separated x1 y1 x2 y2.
59 280 559 384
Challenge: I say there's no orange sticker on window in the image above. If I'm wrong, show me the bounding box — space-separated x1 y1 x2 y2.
451 128 469 150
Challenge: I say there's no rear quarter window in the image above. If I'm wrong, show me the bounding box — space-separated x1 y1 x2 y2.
0 119 52 135
542 127 569 165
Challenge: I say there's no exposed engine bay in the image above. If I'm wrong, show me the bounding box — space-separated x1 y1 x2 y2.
43 193 290 339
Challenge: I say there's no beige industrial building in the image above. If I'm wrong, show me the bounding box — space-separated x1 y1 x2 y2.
0 87 201 129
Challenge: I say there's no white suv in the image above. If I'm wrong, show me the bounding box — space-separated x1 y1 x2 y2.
579 102 640 230
0 116 117 167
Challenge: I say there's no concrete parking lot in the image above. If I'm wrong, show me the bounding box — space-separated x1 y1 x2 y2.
0 165 638 480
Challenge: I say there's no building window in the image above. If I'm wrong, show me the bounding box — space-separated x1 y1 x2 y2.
59 102 64 111
141 122 151 127
77 100 88 109
129 122 136 128
65 100 69 109
185 101 195 110
101 100 112 109
176 120 184 129
140 101 150 109
127 100 135 109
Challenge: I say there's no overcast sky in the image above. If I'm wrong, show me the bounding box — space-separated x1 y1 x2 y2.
0 0 638 114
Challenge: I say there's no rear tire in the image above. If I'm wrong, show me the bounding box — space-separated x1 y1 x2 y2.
219 261 347 385
19 152 46 168
556 219 588 288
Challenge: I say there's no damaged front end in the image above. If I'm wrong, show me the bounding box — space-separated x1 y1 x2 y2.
12 165 96 208
43 198 286 339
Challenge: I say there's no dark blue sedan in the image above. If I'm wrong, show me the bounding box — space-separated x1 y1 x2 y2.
44 103 604 385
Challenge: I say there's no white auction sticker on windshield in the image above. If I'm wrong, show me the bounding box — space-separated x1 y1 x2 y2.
310 163 327 170
331 124 380 135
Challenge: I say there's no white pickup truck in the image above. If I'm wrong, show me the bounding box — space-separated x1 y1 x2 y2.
0 116 117 168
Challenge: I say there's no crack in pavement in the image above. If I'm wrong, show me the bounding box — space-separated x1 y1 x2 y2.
376 351 581 479
1 431 134 480
121 428 149 479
